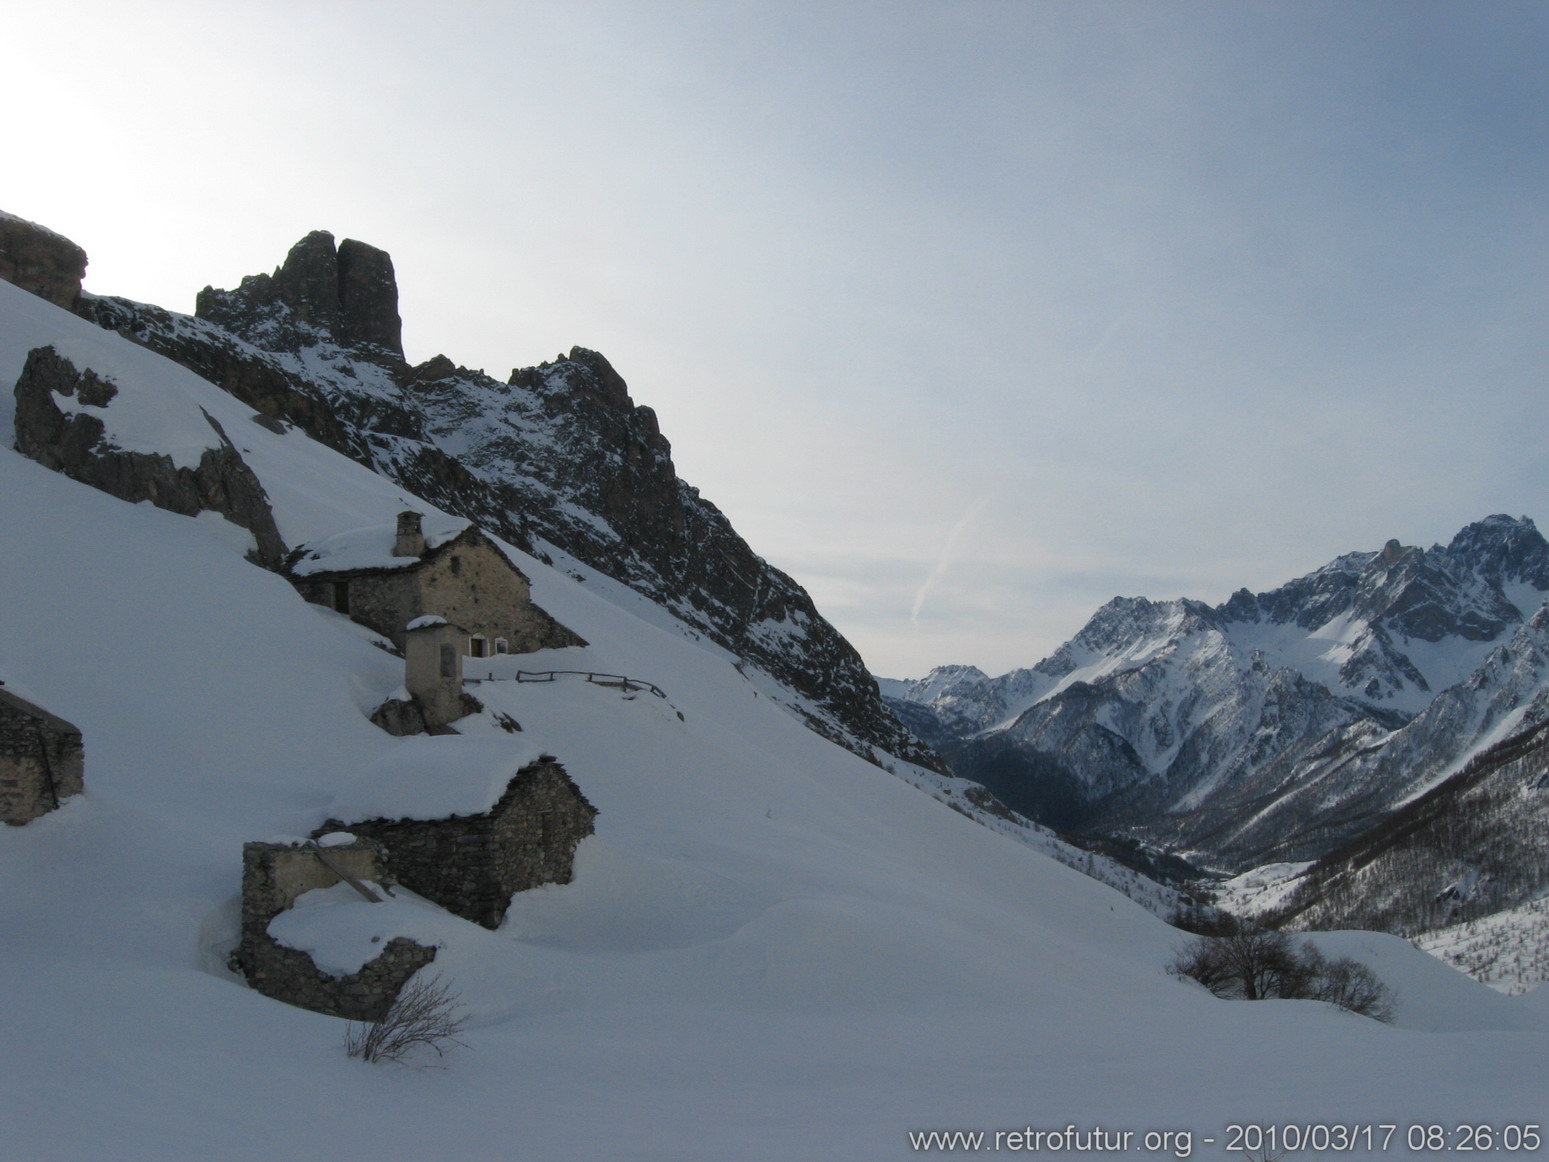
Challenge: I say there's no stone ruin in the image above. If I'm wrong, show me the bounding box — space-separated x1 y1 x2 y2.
0 683 84 825
234 839 435 1021
321 755 597 930
237 753 597 1016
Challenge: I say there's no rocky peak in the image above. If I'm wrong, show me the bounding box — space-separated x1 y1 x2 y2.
196 230 403 360
1442 515 1549 588
1377 538 1410 567
0 211 87 310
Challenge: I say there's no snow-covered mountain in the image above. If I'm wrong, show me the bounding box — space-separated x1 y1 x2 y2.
887 517 1549 870
7 216 1546 1158
1260 715 1549 994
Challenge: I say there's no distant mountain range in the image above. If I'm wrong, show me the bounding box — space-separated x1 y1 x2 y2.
882 514 1549 874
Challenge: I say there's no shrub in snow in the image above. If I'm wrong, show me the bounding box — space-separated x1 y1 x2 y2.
344 972 468 1064
1170 919 1394 1022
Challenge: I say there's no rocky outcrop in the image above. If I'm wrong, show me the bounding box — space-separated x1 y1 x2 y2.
12 346 287 568
196 230 404 360
0 212 87 310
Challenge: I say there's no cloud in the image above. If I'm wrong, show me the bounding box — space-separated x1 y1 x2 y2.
911 497 995 624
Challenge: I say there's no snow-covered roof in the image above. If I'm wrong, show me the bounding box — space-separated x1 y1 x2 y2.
327 736 553 823
289 516 471 577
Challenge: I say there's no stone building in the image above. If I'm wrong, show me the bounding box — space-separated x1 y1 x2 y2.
0 684 85 825
288 512 584 655
322 750 597 930
234 838 436 1020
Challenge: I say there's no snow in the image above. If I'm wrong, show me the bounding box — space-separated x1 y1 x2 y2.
328 736 552 822
1 282 224 468
268 882 468 976
289 517 470 576
2 280 1547 1160
1417 895 1549 996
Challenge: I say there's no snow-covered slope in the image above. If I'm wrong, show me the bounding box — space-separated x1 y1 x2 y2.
4 276 1547 1161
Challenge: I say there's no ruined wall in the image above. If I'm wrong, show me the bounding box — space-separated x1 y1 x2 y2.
0 688 84 825
235 840 435 1020
322 758 596 929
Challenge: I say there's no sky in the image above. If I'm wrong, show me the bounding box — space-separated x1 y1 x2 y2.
6 0 1547 678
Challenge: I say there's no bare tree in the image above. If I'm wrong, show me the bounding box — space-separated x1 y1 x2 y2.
1170 924 1394 1022
345 973 469 1064
1314 956 1396 1023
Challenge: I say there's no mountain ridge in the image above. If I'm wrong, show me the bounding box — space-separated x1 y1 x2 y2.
887 514 1549 870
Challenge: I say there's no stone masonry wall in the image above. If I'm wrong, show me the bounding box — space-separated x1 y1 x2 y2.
0 687 84 825
322 757 597 929
235 840 435 1020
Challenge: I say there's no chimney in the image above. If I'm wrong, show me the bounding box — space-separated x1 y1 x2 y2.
394 511 426 557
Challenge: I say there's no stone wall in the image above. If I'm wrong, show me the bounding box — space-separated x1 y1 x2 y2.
322 757 597 929
0 212 87 309
235 840 435 1020
0 686 84 825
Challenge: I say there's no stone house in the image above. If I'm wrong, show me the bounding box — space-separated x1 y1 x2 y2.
288 512 585 656
0 684 85 825
321 748 597 930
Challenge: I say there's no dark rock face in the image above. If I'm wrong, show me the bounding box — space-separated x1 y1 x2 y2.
77 232 942 772
196 230 403 360
336 239 404 355
0 212 87 310
12 346 287 569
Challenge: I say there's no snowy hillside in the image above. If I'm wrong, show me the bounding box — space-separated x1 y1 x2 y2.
4 273 1548 1160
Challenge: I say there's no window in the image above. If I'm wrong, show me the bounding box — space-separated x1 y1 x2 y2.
494 638 509 655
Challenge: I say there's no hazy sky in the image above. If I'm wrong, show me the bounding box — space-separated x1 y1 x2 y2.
7 1 1547 677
